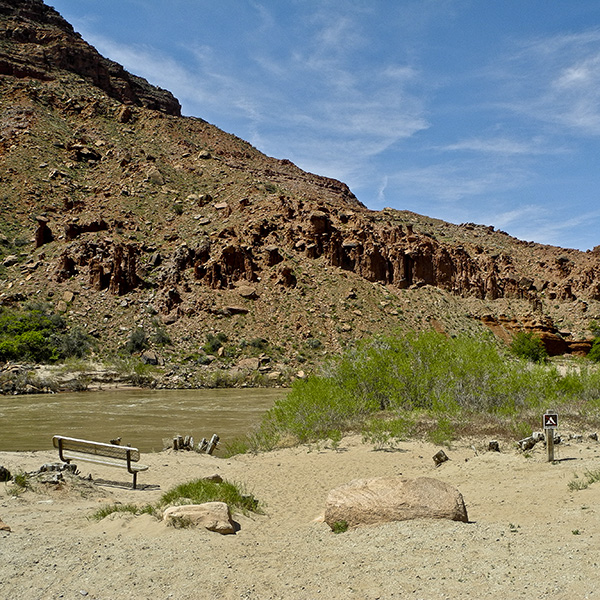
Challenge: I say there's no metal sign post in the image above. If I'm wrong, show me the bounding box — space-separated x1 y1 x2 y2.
543 411 558 462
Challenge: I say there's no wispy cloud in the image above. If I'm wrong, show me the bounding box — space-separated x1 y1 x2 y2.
498 29 600 135
441 136 567 155
385 161 529 204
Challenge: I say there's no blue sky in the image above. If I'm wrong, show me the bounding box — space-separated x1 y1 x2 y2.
48 1 600 251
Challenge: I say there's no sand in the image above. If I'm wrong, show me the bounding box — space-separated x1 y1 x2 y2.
1 435 600 600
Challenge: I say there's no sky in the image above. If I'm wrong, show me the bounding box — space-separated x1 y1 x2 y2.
47 0 600 251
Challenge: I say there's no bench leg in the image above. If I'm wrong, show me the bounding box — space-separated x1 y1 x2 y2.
133 472 137 489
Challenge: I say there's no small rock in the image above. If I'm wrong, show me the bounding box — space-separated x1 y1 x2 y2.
488 440 500 452
141 350 159 365
237 286 258 300
518 436 537 451
0 517 11 532
163 502 235 534
0 466 11 482
432 450 449 466
2 255 18 267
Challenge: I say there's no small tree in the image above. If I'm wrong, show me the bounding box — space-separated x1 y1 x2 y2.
510 332 548 363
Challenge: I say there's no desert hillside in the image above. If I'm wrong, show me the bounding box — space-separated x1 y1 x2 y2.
1 0 600 389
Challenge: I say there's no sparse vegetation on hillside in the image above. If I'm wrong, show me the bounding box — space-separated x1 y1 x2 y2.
2 0 600 395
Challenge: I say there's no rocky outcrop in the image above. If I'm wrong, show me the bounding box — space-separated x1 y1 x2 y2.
0 0 181 115
54 240 139 295
481 314 594 356
324 477 469 529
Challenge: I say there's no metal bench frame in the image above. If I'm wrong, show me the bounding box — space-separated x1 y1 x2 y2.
52 435 148 489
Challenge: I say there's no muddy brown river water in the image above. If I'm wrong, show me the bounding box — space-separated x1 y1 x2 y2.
0 388 285 452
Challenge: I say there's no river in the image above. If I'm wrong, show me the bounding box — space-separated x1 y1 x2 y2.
0 388 286 453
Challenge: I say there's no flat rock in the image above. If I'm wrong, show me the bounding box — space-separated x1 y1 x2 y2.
162 502 236 534
324 476 468 529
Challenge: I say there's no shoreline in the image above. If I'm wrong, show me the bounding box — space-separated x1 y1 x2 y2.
0 360 293 396
2 434 600 598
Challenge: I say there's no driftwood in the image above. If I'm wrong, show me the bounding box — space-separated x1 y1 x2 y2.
172 433 219 454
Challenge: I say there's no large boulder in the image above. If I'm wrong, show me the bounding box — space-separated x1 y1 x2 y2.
324 477 468 530
162 502 236 534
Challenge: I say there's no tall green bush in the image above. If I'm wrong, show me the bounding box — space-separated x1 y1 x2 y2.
249 330 600 450
0 303 93 363
510 332 548 363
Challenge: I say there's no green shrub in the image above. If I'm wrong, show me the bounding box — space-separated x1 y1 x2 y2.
158 478 261 515
204 332 228 354
152 323 172 346
53 327 93 358
331 520 349 534
125 328 148 354
362 415 414 450
510 332 548 363
0 305 62 362
427 417 456 447
91 503 155 520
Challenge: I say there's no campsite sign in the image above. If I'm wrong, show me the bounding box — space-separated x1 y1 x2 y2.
543 412 558 429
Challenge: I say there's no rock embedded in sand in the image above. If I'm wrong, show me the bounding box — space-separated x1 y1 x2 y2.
324 476 468 529
0 516 11 532
162 502 236 534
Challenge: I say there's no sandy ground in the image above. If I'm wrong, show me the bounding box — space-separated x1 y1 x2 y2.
1 435 600 600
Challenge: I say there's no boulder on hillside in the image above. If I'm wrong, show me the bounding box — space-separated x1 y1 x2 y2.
324 476 468 530
162 502 236 534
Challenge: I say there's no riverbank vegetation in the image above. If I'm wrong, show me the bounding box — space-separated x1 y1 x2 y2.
243 331 600 452
0 302 92 363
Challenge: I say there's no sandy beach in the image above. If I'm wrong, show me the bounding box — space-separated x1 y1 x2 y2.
1 434 600 600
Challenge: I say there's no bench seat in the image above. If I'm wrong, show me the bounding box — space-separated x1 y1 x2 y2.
53 435 148 488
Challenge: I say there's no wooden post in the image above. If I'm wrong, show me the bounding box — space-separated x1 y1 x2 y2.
206 434 220 455
546 428 554 462
543 411 558 462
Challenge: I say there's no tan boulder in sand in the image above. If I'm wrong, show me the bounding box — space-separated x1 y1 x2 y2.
324 476 468 529
162 502 236 534
0 516 11 532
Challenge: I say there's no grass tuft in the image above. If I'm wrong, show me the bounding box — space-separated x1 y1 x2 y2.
158 479 261 515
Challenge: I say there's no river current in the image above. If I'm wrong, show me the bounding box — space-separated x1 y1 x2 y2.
0 388 285 452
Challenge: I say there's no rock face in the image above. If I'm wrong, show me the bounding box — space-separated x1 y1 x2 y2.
162 502 236 534
0 0 181 115
1 0 599 370
324 477 469 529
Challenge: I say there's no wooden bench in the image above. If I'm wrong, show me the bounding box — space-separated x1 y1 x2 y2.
52 435 148 489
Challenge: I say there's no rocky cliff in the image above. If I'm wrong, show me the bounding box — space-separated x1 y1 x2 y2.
1 0 599 385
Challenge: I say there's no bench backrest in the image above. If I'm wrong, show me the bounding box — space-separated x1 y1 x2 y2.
52 436 141 462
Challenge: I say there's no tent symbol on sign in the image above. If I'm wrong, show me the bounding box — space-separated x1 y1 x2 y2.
543 413 558 428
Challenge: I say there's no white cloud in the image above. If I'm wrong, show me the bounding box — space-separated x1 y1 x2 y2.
441 136 566 155
387 162 528 203
499 29 600 135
